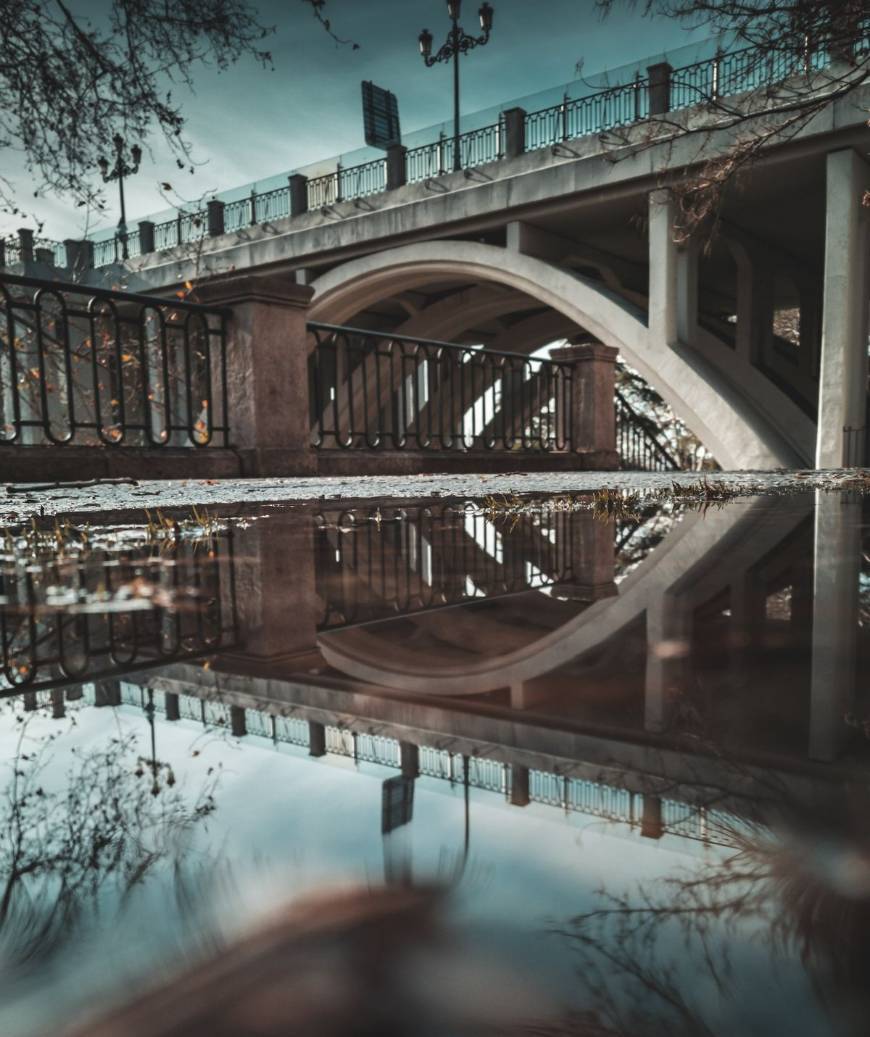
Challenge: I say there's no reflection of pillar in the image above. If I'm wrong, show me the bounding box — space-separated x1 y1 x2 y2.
230 706 246 738
65 686 83 702
308 721 326 757
230 516 319 662
165 693 180 721
640 795 664 839
23 691 37 712
93 680 121 707
809 492 861 761
51 688 65 719
728 569 765 676
510 765 530 807
555 512 617 601
400 742 420 779
644 594 689 733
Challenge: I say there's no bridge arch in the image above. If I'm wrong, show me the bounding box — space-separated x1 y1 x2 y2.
310 241 802 468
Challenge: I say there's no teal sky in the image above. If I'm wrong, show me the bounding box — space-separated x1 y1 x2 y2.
5 0 711 240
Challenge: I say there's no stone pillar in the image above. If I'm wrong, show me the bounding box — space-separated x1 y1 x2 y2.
647 62 672 116
676 237 699 345
386 145 408 191
555 511 617 601
138 221 155 255
17 229 34 264
816 149 870 468
308 720 326 757
51 689 65 719
648 189 678 348
165 692 180 721
34 247 55 266
229 705 247 738
289 174 309 217
503 107 527 158
23 692 37 712
0 238 5 267
193 270 316 475
549 340 618 457
809 491 861 761
64 239 95 275
65 686 83 702
207 200 226 237
510 765 530 807
400 741 420 779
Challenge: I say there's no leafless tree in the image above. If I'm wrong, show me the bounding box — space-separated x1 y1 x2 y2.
0 1 354 225
595 1 870 238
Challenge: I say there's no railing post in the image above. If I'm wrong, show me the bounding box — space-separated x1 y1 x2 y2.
192 270 317 475
0 238 5 267
386 144 408 191
207 199 226 237
289 173 308 216
647 61 673 116
249 188 257 226
554 511 618 602
17 229 34 264
502 106 527 158
138 220 155 254
63 239 95 275
510 765 531 807
549 338 619 462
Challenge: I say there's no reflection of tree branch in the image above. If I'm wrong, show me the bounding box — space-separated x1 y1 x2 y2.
0 700 218 972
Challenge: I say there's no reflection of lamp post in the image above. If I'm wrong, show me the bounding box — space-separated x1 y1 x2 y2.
98 134 142 261
142 688 174 796
419 2 495 173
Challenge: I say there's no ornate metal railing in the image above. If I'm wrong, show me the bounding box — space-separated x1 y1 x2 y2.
525 80 647 150
314 502 577 630
0 526 236 695
615 389 679 471
309 323 574 453
0 272 230 448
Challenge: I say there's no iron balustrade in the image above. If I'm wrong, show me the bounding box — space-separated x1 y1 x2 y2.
314 502 577 630
309 323 574 454
615 389 679 471
0 272 230 448
0 527 236 696
525 81 647 151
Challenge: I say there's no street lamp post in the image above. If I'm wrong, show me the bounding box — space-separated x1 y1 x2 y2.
98 134 142 262
419 2 494 173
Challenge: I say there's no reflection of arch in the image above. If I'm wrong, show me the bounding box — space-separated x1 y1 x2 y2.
310 242 800 468
318 500 810 696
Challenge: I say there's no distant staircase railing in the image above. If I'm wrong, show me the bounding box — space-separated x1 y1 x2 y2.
615 389 680 471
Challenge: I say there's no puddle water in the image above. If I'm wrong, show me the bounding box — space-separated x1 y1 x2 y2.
1 490 868 1036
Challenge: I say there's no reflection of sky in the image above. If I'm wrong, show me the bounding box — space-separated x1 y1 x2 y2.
4 0 714 239
0 696 828 1037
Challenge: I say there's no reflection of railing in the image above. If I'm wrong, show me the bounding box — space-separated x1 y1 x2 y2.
615 390 679 471
115 684 737 845
314 503 577 630
0 529 236 694
309 323 573 453
0 272 230 448
843 424 868 468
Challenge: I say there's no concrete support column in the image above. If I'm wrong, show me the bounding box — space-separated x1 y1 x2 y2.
386 145 407 191
510 765 530 807
648 190 678 348
138 221 155 255
289 174 308 217
647 62 672 116
502 107 527 158
676 237 699 345
809 491 861 761
193 271 316 475
816 148 870 468
549 340 618 456
207 200 226 237
727 239 773 365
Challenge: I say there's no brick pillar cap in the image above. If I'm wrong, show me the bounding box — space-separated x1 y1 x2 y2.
550 342 619 362
192 270 314 309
